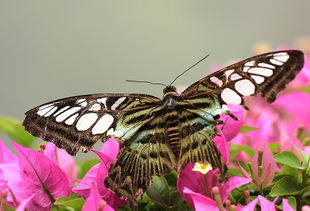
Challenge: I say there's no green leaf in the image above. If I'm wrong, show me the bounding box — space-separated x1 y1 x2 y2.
146 176 170 207
240 125 260 133
274 151 304 169
164 171 177 187
230 144 255 158
54 194 85 210
282 165 303 184
78 159 100 178
270 176 299 197
0 117 35 146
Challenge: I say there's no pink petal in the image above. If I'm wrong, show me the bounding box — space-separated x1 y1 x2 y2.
183 187 218 210
177 163 205 197
44 143 77 184
15 193 36 211
213 132 230 165
258 195 276 211
100 138 120 162
0 139 16 163
274 92 310 129
219 104 243 141
73 164 100 198
222 176 252 201
282 198 294 211
82 184 114 211
240 198 258 211
12 142 71 210
252 141 280 187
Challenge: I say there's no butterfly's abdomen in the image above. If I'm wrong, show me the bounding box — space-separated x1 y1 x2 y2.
165 110 181 157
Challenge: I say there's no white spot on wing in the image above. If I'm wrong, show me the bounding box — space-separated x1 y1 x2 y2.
274 54 289 62
235 79 255 96
225 69 234 78
42 106 58 117
251 75 265 84
106 128 124 137
65 113 78 125
270 59 283 65
76 113 98 131
210 77 223 87
97 98 107 108
76 99 87 107
248 67 273 76
92 114 114 135
89 103 101 111
53 106 70 116
221 88 242 104
258 63 275 69
230 73 242 80
243 66 250 72
56 107 81 122
38 104 53 110
245 61 255 66
111 97 126 110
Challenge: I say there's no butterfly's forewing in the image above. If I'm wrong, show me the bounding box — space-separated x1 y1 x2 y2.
177 50 304 177
182 50 304 105
23 93 160 155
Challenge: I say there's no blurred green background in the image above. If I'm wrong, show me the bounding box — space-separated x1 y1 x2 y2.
1 1 310 145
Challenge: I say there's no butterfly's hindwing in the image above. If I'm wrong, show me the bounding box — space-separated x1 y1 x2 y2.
23 94 160 155
177 95 226 175
182 50 304 105
105 116 176 201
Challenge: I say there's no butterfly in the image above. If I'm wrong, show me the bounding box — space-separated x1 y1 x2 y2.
23 50 304 205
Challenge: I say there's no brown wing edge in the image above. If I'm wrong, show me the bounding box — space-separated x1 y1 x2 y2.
258 50 304 103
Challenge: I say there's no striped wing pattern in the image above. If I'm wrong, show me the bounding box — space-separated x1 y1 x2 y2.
23 50 304 205
182 50 304 105
23 93 160 155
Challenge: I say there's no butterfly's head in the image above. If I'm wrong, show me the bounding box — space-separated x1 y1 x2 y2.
163 85 177 95
163 86 178 109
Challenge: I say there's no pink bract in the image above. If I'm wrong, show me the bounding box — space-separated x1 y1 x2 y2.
73 138 127 209
177 162 251 209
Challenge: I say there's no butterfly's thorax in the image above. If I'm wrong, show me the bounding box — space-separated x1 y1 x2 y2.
162 86 182 157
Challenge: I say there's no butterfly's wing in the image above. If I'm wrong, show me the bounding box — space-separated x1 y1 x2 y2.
177 50 304 174
24 93 175 202
23 93 161 155
182 50 304 104
105 115 176 202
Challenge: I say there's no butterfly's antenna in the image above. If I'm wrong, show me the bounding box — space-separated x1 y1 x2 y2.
169 54 210 86
126 79 167 87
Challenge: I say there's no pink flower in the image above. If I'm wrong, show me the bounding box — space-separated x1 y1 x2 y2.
43 142 77 184
240 195 278 211
282 198 294 211
214 104 244 165
177 162 251 210
232 91 310 153
0 141 71 211
73 138 127 209
218 104 244 142
239 141 280 190
82 184 114 211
